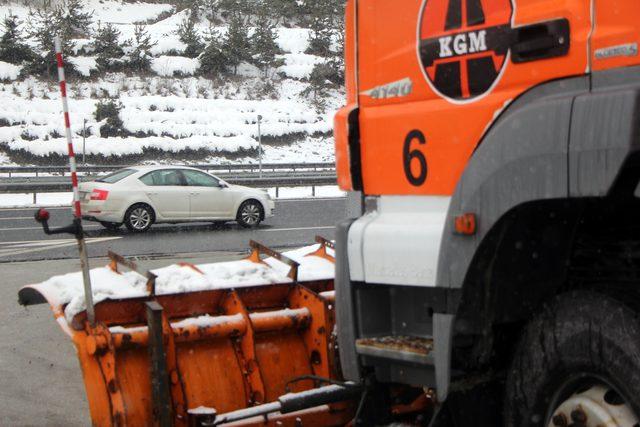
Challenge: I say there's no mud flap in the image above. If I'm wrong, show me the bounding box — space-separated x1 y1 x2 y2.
336 218 361 382
433 313 454 402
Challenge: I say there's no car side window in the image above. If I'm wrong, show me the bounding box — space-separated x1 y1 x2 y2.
182 170 220 187
139 170 185 186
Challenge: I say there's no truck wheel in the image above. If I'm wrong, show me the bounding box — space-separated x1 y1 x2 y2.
504 291 640 426
124 203 154 232
236 200 263 228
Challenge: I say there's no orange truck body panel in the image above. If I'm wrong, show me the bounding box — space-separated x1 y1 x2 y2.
336 0 640 197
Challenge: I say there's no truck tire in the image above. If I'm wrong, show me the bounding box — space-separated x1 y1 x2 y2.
504 291 640 426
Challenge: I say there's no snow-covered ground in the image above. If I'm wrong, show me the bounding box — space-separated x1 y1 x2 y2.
0 1 343 165
0 74 340 161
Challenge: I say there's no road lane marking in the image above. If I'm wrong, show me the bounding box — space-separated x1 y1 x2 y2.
0 216 34 220
0 206 70 212
0 224 101 231
0 236 122 258
261 226 335 232
1 238 95 245
276 198 346 203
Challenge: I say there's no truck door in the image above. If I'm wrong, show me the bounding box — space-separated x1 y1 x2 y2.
355 0 593 197
337 0 593 290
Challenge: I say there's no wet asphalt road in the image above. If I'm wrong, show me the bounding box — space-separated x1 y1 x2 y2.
0 197 348 263
0 195 357 426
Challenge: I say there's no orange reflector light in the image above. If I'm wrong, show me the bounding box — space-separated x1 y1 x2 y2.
454 213 477 235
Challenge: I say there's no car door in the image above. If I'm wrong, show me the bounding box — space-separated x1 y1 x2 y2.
181 169 236 219
138 169 190 220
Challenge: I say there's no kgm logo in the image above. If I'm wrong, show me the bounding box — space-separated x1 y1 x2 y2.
418 0 513 103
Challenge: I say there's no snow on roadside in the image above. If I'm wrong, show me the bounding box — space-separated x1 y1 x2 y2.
0 90 334 158
0 1 175 27
0 61 21 81
68 56 97 77
35 242 336 323
7 134 257 157
278 53 323 79
85 0 174 24
151 56 200 77
277 28 311 54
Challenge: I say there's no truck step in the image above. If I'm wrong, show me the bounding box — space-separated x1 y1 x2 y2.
355 336 434 365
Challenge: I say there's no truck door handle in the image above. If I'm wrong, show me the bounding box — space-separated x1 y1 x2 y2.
146 192 158 196
511 18 570 63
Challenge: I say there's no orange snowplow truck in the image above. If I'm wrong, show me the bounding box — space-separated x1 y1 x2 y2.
333 0 640 425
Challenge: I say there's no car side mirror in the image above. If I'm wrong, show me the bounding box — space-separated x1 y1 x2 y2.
219 182 228 188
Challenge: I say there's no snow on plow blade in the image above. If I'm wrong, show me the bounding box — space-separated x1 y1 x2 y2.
19 238 355 426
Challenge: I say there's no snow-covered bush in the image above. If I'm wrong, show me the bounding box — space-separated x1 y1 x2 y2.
94 98 125 137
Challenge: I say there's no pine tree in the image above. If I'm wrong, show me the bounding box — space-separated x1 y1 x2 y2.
177 14 204 58
269 0 302 25
304 0 344 86
61 0 93 38
0 15 35 64
218 0 251 19
222 13 251 75
94 98 125 137
127 24 156 73
306 14 333 57
302 62 333 112
305 0 344 57
200 0 221 22
93 22 124 72
25 6 76 78
250 1 283 77
199 27 228 77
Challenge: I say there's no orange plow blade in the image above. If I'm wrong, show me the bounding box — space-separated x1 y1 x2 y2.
19 239 356 426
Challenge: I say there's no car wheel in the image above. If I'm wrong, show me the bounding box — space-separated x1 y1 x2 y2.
236 200 263 228
504 291 640 426
124 203 155 232
99 221 122 230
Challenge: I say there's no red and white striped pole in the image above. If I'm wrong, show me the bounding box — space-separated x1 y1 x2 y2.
55 37 82 218
55 36 95 326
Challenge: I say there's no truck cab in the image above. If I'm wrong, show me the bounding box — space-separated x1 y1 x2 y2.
334 0 640 424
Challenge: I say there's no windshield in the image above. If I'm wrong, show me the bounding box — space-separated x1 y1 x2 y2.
95 168 136 183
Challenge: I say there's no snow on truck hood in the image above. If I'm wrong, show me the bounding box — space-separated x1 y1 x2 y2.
30 243 335 324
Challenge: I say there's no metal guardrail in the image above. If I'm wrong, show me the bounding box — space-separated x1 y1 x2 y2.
0 171 337 185
0 162 335 177
0 164 339 203
0 175 338 193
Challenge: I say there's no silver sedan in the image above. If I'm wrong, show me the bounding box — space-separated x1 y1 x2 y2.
78 166 275 232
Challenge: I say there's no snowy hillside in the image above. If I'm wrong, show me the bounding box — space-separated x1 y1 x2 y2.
0 0 344 165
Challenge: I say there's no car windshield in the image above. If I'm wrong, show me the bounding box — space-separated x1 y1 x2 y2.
95 168 136 183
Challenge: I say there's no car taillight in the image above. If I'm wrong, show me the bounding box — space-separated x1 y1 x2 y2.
90 189 109 201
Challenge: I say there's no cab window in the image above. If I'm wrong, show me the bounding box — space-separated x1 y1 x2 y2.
182 170 220 187
139 170 185 186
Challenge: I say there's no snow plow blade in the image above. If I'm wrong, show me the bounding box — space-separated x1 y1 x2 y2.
18 238 356 426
